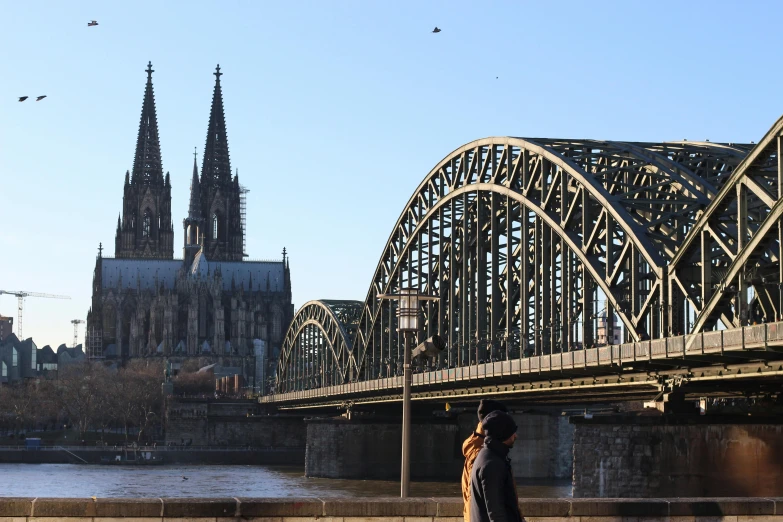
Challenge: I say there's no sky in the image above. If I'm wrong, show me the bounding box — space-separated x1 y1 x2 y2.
2 0 783 349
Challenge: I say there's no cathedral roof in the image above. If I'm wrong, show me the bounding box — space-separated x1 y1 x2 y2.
99 256 286 292
191 250 209 278
188 252 286 292
101 258 182 290
131 62 164 186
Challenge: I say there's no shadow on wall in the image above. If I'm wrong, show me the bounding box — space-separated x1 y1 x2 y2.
658 424 783 497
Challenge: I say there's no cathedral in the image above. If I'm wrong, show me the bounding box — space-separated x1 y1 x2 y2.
86 62 293 388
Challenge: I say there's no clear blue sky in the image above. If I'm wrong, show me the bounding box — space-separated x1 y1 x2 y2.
2 0 782 349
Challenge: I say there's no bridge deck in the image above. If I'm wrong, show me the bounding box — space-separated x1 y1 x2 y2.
261 322 783 408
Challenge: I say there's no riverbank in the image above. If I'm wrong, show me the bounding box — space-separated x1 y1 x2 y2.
0 446 304 465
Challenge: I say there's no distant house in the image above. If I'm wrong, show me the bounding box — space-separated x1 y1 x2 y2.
0 337 89 385
0 335 38 384
596 313 623 346
0 315 13 342
37 345 58 376
57 344 85 368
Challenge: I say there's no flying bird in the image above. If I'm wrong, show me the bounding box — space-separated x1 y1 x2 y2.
18 96 28 102
432 27 441 33
87 20 98 27
36 95 47 101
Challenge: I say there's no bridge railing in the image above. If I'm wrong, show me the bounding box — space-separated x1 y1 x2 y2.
262 322 783 403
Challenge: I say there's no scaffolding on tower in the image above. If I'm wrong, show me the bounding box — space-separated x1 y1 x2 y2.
239 183 249 257
85 327 104 359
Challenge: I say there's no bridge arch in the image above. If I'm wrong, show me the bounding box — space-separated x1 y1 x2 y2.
350 138 750 376
276 300 362 393
277 136 751 392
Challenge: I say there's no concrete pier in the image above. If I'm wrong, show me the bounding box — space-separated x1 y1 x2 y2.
572 415 783 497
304 416 461 479
458 411 573 480
305 411 574 480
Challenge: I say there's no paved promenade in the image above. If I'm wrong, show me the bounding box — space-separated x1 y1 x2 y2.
1 497 782 521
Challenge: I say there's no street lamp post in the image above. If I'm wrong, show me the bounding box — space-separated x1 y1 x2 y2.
397 288 417 498
378 287 438 498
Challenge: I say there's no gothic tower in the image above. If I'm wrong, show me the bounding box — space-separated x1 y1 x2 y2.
183 150 202 265
115 62 174 259
199 65 244 262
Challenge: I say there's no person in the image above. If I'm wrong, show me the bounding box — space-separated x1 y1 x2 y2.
462 399 508 522
469 410 525 522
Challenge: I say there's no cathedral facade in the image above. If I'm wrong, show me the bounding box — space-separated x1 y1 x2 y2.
86 63 293 387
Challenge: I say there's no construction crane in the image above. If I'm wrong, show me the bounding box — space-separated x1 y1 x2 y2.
71 319 85 348
0 290 71 340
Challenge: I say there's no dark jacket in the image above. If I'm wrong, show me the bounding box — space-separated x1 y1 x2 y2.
469 437 524 522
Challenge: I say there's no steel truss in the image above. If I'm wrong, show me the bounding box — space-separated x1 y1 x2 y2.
274 122 783 394
669 115 783 334
276 300 362 392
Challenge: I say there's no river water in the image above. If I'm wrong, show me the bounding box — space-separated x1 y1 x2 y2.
0 464 571 498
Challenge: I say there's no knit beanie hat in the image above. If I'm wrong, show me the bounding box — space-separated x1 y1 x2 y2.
477 399 508 421
481 410 518 441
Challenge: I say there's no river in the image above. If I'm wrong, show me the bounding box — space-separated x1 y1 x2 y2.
0 464 571 498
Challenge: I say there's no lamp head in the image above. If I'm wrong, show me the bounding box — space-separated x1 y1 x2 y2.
411 334 446 359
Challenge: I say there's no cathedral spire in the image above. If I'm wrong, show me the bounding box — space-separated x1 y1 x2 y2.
201 64 231 185
131 62 164 185
116 61 174 260
188 148 201 220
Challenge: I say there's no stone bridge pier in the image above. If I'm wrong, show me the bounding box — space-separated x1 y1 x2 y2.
571 415 783 497
304 410 574 481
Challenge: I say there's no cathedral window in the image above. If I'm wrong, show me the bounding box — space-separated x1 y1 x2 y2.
212 213 220 240
1 361 5 377
272 309 282 341
142 209 152 238
104 306 117 340
12 348 17 367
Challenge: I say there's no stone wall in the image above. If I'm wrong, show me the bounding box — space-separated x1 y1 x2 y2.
2 497 783 521
512 413 573 479
164 398 306 448
305 418 462 480
573 417 783 498
208 417 305 447
166 415 306 447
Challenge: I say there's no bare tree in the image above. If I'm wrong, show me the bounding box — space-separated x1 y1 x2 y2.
108 360 163 442
0 385 16 436
128 361 163 442
56 362 111 438
0 382 46 438
34 379 62 431
2 360 167 444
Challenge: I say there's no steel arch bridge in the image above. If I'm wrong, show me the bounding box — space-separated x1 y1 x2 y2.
274 116 783 396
